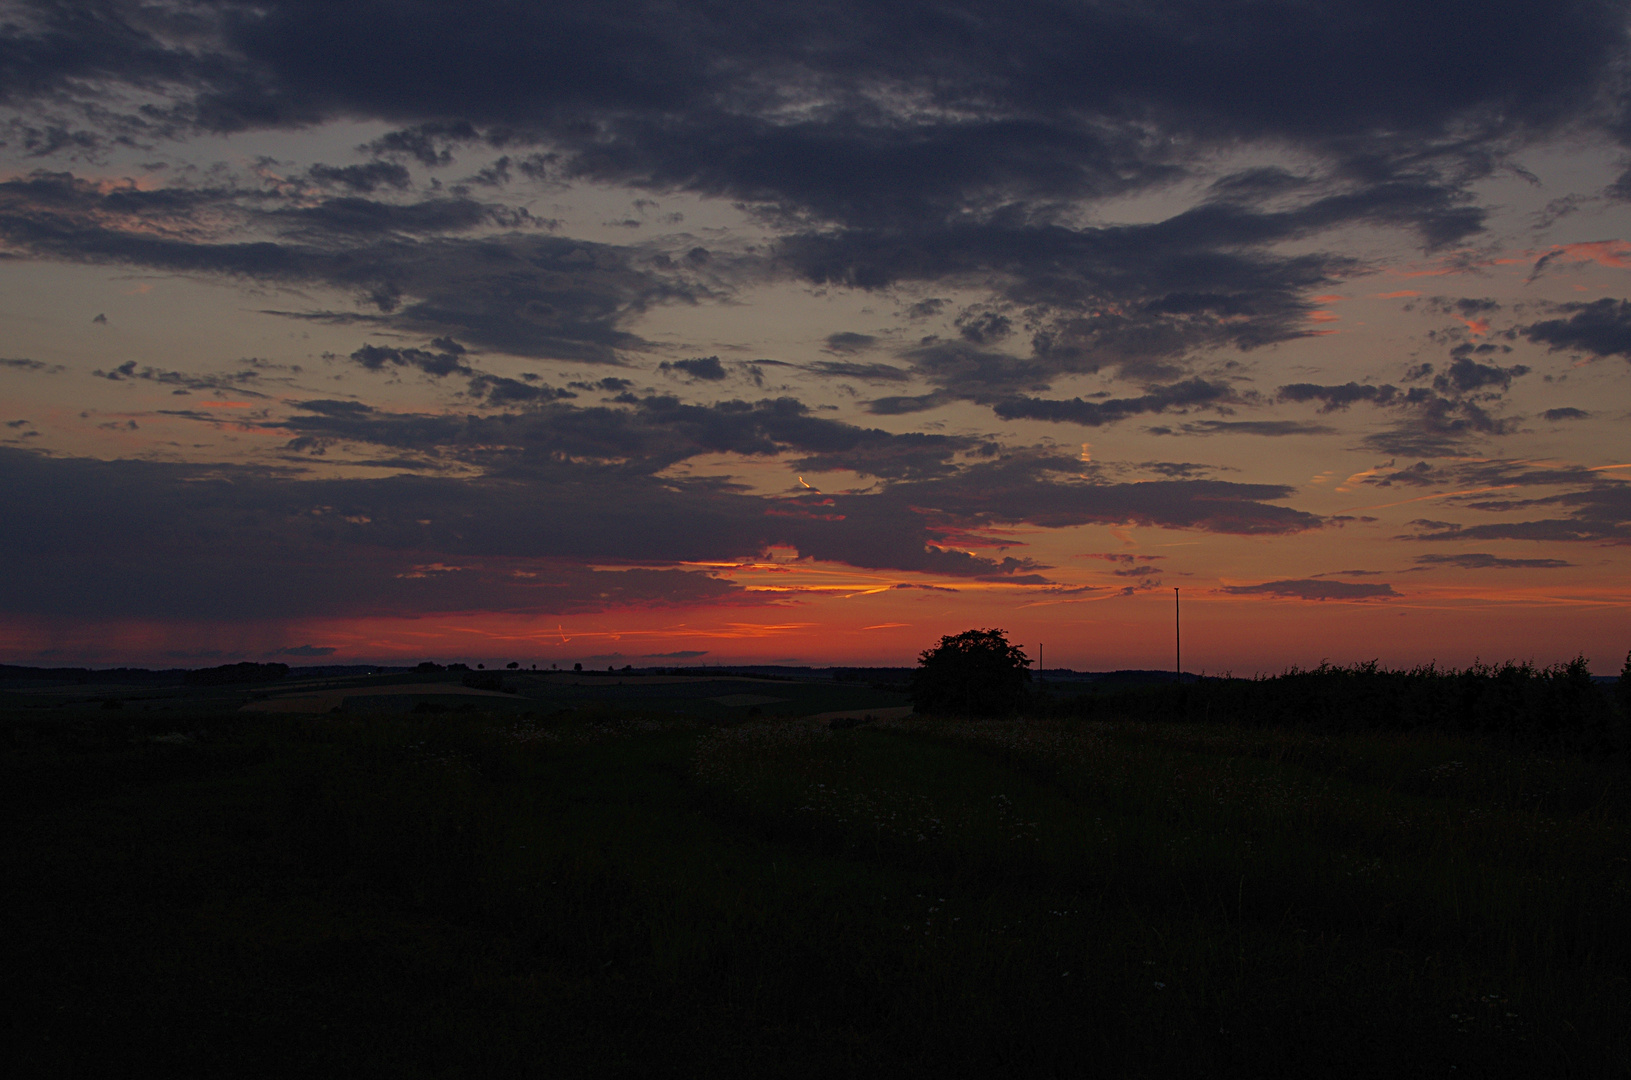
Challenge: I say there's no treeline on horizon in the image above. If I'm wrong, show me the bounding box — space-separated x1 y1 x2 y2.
1038 657 1629 754
5 654 1631 753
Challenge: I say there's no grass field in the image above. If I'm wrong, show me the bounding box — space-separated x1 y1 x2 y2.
4 701 1628 1077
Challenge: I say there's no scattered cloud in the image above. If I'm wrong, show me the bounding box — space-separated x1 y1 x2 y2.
659 356 728 381
995 379 1238 428
1414 553 1572 570
1221 579 1398 601
1522 299 1631 360
277 644 338 656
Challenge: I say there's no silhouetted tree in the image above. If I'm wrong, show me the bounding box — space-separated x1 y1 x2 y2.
911 628 1031 716
1618 650 1631 715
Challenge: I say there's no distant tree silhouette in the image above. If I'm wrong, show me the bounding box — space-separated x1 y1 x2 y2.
1618 650 1631 715
911 628 1031 716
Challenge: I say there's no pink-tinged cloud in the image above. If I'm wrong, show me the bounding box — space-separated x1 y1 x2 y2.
1376 290 1422 298
1549 240 1631 269
1527 240 1631 282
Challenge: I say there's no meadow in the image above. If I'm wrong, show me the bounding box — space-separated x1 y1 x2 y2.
4 692 1628 1077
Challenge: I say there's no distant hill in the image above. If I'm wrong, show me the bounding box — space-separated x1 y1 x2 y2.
0 663 406 687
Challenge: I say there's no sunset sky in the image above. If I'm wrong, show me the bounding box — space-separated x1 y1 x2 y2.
5 1 1631 671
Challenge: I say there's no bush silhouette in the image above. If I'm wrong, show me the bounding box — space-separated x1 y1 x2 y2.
911 628 1031 716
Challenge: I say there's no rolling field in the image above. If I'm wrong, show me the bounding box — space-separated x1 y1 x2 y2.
4 699 1627 1077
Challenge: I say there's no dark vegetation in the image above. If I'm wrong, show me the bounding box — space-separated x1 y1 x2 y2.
182 661 291 686
910 628 1032 717
1036 657 1630 756
2 650 1627 1076
460 671 512 692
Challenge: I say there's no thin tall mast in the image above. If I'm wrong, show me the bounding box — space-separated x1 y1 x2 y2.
1174 587 1181 683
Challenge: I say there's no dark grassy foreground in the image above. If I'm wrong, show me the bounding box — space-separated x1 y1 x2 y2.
4 706 1628 1078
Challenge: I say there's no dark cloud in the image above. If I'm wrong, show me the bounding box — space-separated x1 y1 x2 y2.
957 310 1013 345
4 0 1627 636
3 1 1618 401
465 373 578 406
792 224 1353 384
1522 299 1631 360
1431 357 1528 394
277 644 337 656
92 357 282 396
994 378 1236 428
881 462 1322 537
0 446 765 619
659 355 727 381
897 339 1053 396
1415 553 1572 569
864 391 952 415
806 361 910 383
8 1 1615 170
0 356 63 373
1361 398 1518 456
1278 382 1402 411
1221 579 1397 601
567 376 634 392
0 171 688 361
1113 565 1161 578
1132 461 1218 480
0 439 1324 622
272 195 536 236
349 340 472 378
1397 462 1631 543
1277 379 1519 455
297 398 374 417
1362 460 1438 487
283 392 984 481
1150 419 1338 437
823 332 876 354
1542 407 1590 422
308 161 413 193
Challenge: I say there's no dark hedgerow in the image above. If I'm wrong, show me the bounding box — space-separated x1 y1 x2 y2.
1041 657 1626 754
911 628 1032 717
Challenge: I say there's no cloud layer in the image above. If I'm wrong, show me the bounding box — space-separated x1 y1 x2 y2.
1 1 1629 661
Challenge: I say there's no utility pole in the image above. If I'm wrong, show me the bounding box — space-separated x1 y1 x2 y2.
1174 587 1181 684
1038 642 1043 687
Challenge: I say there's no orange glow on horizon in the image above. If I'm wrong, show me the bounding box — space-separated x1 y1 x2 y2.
7 564 1631 675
